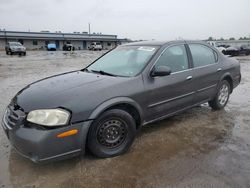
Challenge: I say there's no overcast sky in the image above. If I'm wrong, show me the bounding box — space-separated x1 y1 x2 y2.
0 0 249 40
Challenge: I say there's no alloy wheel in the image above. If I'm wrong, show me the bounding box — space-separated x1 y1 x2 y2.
218 84 229 106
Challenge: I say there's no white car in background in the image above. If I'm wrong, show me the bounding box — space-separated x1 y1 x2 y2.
89 42 102 51
207 41 226 54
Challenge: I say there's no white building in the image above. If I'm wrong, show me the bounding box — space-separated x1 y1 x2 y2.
0 30 128 50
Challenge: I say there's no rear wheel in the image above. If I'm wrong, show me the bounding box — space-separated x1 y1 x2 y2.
87 109 136 158
209 80 230 110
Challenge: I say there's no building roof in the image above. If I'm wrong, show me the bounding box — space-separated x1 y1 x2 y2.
0 30 124 42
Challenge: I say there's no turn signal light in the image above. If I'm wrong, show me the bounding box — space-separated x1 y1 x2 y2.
57 129 78 138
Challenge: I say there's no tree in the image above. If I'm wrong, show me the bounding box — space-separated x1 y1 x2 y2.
208 36 213 41
229 37 235 40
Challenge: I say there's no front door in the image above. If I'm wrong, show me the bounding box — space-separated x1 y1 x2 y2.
144 44 195 122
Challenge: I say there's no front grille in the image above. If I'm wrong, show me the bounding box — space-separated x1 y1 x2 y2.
4 104 26 129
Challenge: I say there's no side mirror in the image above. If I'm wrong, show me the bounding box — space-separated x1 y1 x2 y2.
151 66 171 77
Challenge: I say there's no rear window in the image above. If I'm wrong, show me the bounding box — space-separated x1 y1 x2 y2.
189 44 217 68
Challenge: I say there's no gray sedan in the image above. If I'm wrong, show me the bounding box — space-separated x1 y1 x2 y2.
2 40 241 163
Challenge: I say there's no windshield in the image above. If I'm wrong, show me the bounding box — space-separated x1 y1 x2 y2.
87 46 158 77
9 42 22 46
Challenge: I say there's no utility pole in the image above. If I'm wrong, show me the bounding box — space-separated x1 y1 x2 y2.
88 23 91 35
4 29 7 44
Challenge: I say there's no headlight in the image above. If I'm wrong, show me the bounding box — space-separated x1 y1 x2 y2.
27 109 70 126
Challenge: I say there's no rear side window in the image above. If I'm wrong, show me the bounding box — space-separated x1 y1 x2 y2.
155 45 189 73
189 44 217 68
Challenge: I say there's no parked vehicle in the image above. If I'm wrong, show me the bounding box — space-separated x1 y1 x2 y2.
5 42 26 55
63 44 75 51
2 41 241 163
89 42 102 51
207 41 227 54
224 45 250 56
47 43 57 51
217 44 230 48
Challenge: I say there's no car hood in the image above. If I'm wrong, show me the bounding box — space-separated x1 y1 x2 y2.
11 46 25 49
13 70 142 123
14 71 123 111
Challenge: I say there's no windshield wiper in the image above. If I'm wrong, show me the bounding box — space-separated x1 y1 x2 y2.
87 69 117 77
82 68 90 72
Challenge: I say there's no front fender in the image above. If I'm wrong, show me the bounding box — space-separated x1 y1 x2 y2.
88 97 144 122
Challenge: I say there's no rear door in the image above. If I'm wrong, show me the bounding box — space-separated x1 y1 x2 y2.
187 43 222 103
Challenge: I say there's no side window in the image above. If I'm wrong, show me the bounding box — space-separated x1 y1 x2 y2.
189 44 217 68
155 45 189 73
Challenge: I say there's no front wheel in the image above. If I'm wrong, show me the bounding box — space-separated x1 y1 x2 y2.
87 109 136 158
209 80 230 110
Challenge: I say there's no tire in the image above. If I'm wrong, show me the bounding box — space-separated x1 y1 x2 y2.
23 52 26 56
209 80 230 110
87 109 136 158
6 51 9 55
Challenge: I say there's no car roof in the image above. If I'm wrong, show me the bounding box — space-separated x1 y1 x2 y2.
122 40 207 47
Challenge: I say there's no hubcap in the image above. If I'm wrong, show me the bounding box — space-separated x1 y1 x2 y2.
218 84 229 106
97 119 127 148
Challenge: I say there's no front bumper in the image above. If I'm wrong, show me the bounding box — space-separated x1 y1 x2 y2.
2 115 92 163
11 48 26 52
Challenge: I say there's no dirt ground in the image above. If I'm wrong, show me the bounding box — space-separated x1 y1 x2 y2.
0 51 249 188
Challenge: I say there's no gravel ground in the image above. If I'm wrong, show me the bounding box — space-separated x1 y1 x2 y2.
0 51 250 188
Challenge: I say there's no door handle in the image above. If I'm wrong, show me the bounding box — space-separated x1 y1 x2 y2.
217 68 222 72
186 76 193 80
